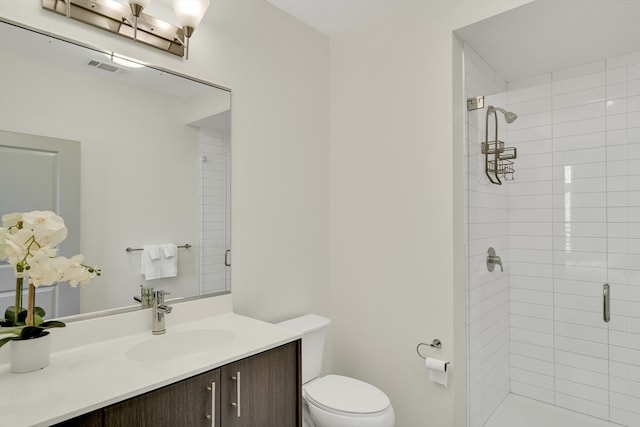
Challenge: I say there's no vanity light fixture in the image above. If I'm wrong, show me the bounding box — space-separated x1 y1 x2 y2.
42 0 211 59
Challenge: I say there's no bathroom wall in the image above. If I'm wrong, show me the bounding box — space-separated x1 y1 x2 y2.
329 1 531 426
0 0 331 321
464 46 510 427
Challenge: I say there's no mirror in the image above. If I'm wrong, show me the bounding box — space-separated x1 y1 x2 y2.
0 20 231 320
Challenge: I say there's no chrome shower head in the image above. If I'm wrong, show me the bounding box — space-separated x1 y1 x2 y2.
488 105 518 123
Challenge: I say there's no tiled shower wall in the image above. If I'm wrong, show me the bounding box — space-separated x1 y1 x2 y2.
199 131 231 295
505 52 640 425
465 45 510 427
466 44 640 426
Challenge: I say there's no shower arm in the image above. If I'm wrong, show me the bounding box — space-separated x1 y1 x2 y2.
484 108 502 185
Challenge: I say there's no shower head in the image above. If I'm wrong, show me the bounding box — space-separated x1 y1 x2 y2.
488 105 518 123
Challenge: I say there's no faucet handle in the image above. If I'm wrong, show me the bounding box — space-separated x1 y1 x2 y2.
486 247 504 272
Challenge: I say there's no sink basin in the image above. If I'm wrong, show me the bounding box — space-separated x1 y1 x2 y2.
125 329 235 362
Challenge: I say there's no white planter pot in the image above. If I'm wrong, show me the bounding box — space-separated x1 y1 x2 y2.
10 332 51 374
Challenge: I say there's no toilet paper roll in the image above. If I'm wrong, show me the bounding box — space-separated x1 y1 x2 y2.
425 357 449 387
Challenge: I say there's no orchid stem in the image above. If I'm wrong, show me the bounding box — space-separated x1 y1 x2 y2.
13 275 23 325
26 283 36 327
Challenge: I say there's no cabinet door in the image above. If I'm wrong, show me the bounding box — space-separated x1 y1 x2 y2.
221 341 301 427
104 369 220 427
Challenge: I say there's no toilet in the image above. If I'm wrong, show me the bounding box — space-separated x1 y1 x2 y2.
278 314 395 427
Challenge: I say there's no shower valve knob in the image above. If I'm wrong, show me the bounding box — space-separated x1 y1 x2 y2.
487 247 503 272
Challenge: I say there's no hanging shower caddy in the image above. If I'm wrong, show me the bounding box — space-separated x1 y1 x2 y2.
478 102 518 185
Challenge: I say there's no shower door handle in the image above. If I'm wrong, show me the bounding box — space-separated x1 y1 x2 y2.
603 284 610 323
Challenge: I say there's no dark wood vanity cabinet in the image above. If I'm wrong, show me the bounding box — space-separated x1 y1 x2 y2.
221 340 300 427
103 369 221 427
54 341 301 427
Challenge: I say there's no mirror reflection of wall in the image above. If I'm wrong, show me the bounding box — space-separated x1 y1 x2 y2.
0 21 231 317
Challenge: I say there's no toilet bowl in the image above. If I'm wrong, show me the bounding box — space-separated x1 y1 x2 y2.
304 374 395 427
277 315 395 427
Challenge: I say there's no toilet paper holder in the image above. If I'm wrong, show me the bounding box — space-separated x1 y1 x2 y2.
416 339 442 360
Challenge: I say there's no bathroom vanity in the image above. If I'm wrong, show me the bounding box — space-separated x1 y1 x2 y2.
0 295 302 427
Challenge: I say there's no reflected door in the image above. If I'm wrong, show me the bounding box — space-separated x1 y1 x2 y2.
0 130 80 319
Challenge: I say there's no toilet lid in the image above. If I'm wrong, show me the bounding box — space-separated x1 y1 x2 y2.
305 375 390 415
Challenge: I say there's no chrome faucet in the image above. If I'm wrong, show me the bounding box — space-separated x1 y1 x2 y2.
152 289 172 335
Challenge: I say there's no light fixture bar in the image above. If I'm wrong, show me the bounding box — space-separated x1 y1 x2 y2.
42 0 186 57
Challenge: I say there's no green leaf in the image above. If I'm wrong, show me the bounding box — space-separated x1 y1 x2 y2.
4 306 24 323
34 306 46 318
18 326 46 340
40 320 66 329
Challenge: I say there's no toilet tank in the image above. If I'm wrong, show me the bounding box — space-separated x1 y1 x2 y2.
277 314 331 384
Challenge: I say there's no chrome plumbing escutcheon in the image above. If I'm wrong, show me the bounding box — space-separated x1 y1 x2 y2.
487 247 503 272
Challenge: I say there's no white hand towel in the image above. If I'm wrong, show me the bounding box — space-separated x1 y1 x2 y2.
161 243 177 258
141 244 163 280
160 243 178 278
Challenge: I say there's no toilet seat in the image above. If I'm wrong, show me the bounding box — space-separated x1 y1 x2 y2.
305 374 391 416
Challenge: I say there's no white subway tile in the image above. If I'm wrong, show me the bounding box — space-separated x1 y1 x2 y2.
553 132 605 152
553 86 605 109
511 353 554 376
511 340 554 362
511 366 554 390
554 117 606 138
555 391 610 419
509 248 553 264
608 82 628 100
555 306 605 328
553 236 606 253
556 364 609 390
607 66 628 85
555 349 608 374
510 314 553 333
552 207 606 222
552 72 606 95
510 380 555 404
554 102 605 124
607 98 628 116
511 301 554 320
552 222 607 238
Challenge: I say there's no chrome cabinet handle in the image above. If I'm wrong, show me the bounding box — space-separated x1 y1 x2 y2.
231 371 241 418
225 249 231 267
206 382 216 426
603 284 610 323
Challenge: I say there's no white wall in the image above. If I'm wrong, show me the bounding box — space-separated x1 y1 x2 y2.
329 1 530 426
0 0 331 321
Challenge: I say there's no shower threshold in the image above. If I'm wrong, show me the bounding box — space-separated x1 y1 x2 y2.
484 394 620 427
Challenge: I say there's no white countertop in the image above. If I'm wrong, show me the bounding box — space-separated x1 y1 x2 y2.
0 295 301 427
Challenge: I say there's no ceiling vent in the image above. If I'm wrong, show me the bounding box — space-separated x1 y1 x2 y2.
87 59 120 73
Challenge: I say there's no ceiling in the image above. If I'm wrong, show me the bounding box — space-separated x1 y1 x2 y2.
265 0 409 36
455 0 640 82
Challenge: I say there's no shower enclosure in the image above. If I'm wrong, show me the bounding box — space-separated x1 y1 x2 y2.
463 39 640 427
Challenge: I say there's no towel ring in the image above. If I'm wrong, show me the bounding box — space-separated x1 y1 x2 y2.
416 339 442 360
